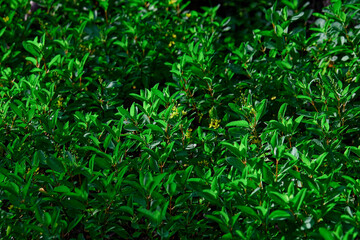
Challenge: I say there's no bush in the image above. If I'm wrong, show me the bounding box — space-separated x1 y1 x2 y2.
1 0 360 239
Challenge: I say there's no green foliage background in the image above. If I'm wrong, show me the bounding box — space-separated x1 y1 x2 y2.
1 0 360 239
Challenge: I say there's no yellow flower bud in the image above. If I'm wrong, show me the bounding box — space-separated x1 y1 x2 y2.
39 188 47 194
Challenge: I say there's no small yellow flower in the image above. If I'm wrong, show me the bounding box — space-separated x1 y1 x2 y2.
186 13 191 18
170 105 179 119
3 16 9 23
168 41 175 47
185 128 192 139
172 34 177 39
198 159 209 166
249 135 261 145
209 118 221 129
271 96 276 100
169 0 177 4
57 97 64 108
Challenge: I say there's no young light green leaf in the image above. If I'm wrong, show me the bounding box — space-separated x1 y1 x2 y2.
225 120 249 128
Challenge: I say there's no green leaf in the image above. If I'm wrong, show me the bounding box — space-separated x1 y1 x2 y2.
25 57 37 66
23 40 41 58
94 157 112 169
197 189 220 206
270 131 279 148
270 120 287 133
293 115 303 131
166 182 177 197
50 207 61 229
46 156 66 173
275 24 284 37
0 27 6 38
297 95 312 102
0 182 20 196
103 134 113 150
114 166 128 192
258 30 274 37
79 146 113 163
137 208 162 226
178 165 194 186
161 201 169 221
116 106 131 119
278 103 288 122
255 99 267 122
312 12 328 20
51 69 69 80
146 124 165 135
44 212 52 227
99 0 109 10
62 198 86 210
54 185 71 193
236 206 261 222
313 152 328 172
9 103 23 119
276 60 292 70
48 54 61 68
190 66 204 78
148 173 166 196
129 103 137 119
80 52 90 68
34 205 45 224
268 210 292 221
142 147 159 160
342 175 356 185
225 157 245 171
262 163 275 183
152 88 167 104
165 173 177 197
206 214 225 227
68 215 84 233
267 188 289 207
119 206 134 216
319 227 335 240
291 188 307 211
129 93 147 102
221 142 242 159
225 120 249 128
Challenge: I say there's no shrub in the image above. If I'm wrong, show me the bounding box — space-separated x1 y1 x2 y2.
1 0 360 239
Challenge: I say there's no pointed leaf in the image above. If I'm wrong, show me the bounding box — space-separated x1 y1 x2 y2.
226 120 249 128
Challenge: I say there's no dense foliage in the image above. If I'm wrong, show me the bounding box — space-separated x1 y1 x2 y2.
1 0 360 239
